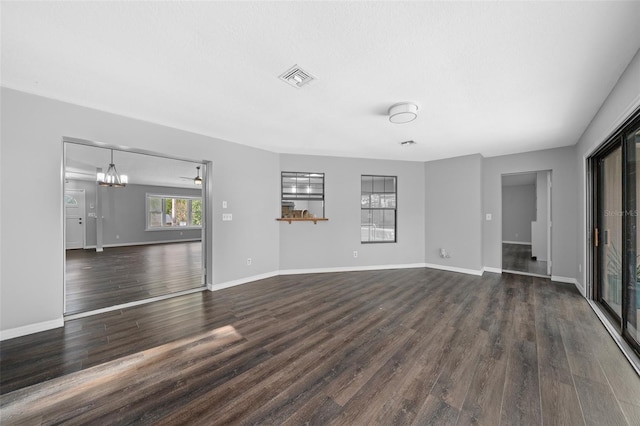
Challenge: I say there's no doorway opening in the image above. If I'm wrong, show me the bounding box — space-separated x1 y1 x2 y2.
63 138 210 317
501 170 552 277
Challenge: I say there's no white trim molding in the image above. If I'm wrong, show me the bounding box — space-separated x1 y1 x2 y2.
550 275 584 295
483 267 502 274
424 263 484 276
551 275 577 284
208 271 280 292
85 238 201 250
280 263 427 276
0 318 64 341
209 263 491 294
573 279 586 297
501 241 532 245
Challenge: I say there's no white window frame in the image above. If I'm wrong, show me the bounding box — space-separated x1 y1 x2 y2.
146 193 203 231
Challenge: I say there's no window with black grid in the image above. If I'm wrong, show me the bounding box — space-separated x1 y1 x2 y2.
361 175 397 243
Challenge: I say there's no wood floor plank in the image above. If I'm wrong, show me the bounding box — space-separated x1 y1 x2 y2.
500 339 542 425
619 400 640 425
573 375 628 426
2 268 639 425
457 352 507 426
65 242 203 314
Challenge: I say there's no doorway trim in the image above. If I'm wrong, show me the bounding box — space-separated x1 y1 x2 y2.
62 136 213 318
500 170 552 277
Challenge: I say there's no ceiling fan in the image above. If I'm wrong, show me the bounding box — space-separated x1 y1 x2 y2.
180 166 203 185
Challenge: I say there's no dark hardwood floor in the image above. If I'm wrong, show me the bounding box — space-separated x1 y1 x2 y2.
65 241 203 314
2 269 640 424
502 242 549 276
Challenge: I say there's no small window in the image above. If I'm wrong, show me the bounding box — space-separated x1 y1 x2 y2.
64 194 78 205
281 171 325 219
361 175 396 243
147 194 202 230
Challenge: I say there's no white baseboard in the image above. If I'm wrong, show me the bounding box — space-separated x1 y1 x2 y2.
502 241 532 245
483 267 502 274
0 318 64 341
83 239 201 250
208 271 280 292
210 263 491 294
574 279 586 297
551 275 577 285
279 263 427 276
424 263 484 276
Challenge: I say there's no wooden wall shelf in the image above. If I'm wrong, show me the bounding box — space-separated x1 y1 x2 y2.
276 218 329 224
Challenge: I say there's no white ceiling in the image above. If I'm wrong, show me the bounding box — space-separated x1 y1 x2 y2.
2 2 640 162
65 142 203 189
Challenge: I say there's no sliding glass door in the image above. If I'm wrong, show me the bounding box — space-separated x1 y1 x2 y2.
593 112 640 354
625 123 640 346
597 145 623 317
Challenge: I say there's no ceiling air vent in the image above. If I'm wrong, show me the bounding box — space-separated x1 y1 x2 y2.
279 65 315 88
400 140 417 146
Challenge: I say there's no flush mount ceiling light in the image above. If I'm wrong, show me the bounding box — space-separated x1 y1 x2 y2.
97 149 127 187
193 166 202 185
388 102 418 124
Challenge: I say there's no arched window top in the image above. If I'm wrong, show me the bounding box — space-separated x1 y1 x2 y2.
64 194 78 205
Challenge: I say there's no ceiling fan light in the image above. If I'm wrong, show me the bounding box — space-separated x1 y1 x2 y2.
194 166 202 185
388 102 418 124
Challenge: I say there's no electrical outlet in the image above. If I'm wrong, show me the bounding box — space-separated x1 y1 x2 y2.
246 258 252 266
578 264 582 273
353 251 358 258
486 213 492 221
116 235 119 239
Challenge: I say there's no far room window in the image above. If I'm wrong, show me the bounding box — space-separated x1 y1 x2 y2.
147 194 202 229
361 175 397 243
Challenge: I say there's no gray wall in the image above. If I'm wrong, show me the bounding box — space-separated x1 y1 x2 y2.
66 180 202 247
483 146 578 278
501 184 536 243
5 47 639 335
575 48 640 292
279 154 425 270
1 87 280 332
100 183 202 246
425 154 483 272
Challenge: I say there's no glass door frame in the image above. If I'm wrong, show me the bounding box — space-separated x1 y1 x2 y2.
590 109 640 356
62 136 212 318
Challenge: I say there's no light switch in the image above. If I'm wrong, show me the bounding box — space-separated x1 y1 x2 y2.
222 213 232 221
222 201 228 209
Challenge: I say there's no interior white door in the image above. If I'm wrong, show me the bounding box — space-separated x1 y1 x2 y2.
65 189 85 249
